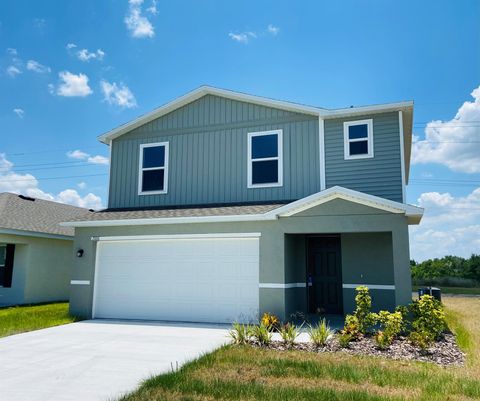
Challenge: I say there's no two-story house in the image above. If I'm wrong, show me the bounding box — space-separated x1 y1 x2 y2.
64 86 423 323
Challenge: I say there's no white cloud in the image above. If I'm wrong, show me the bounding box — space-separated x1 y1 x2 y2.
100 80 137 108
412 85 480 173
77 182 87 189
0 153 103 210
76 48 105 62
228 31 256 44
146 0 158 14
87 155 109 165
67 149 109 165
54 71 93 97
26 59 51 73
6 48 17 55
67 150 89 160
267 24 279 35
410 187 480 261
6 65 21 77
13 108 24 118
125 0 155 38
229 24 279 44
66 43 77 50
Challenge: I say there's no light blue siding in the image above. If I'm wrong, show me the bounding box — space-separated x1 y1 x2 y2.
324 112 403 202
108 95 320 209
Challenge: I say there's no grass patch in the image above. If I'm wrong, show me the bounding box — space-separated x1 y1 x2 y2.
0 302 77 338
412 285 480 295
119 297 480 401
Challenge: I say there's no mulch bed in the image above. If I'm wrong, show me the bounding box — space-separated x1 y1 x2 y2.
249 333 465 367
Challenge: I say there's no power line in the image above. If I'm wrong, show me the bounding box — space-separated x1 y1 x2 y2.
0 173 108 183
12 163 108 173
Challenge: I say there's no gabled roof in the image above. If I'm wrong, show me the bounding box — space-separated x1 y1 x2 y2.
0 193 91 238
98 85 413 143
266 186 423 224
97 85 414 182
62 186 423 227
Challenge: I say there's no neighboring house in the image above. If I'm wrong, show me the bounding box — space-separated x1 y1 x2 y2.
64 86 423 323
0 193 90 306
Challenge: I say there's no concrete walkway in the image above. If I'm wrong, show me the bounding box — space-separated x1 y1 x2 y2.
0 320 229 401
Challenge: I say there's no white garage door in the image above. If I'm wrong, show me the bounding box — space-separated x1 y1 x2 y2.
93 234 260 323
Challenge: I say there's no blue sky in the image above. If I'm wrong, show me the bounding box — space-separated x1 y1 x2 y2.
0 0 479 261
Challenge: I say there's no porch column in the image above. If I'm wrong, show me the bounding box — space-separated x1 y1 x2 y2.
392 223 412 306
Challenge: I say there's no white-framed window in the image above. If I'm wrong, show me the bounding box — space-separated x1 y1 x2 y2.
247 129 283 188
138 142 169 195
0 245 6 268
343 119 374 160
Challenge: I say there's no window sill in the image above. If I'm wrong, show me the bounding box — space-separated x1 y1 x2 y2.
248 182 283 189
344 154 374 160
138 190 168 196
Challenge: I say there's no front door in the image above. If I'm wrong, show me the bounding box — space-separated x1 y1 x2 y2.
307 236 343 314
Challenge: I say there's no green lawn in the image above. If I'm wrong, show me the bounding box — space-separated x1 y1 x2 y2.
0 302 77 338
119 296 480 401
412 285 480 295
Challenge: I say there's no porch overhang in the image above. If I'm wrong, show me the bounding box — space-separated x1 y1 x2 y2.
62 186 423 227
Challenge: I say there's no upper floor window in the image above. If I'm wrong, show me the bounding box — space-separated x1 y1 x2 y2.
343 119 374 160
247 130 283 188
138 142 169 195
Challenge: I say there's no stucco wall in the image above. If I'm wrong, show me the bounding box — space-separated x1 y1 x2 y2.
0 233 73 306
70 199 411 321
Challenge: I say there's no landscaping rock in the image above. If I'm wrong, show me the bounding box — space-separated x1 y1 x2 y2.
249 333 465 367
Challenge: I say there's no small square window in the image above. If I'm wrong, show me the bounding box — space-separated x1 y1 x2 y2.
248 130 283 188
344 120 373 160
138 142 169 195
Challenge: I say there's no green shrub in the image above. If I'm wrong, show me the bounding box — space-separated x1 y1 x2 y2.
409 329 435 350
251 323 273 346
410 295 447 340
279 323 300 346
352 286 377 333
338 332 353 348
261 312 280 332
308 318 333 347
228 322 251 345
341 314 361 339
373 310 403 349
374 331 390 350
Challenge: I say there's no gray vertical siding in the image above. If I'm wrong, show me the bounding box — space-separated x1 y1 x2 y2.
108 95 405 209
324 112 403 202
108 94 320 209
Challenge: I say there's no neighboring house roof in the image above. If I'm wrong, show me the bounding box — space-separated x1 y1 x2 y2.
0 193 91 238
62 186 423 227
97 86 414 182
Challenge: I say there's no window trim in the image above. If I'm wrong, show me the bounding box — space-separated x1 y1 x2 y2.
138 142 169 195
343 119 374 160
247 129 283 189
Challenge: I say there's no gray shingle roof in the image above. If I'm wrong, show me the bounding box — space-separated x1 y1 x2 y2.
65 203 284 222
0 193 91 237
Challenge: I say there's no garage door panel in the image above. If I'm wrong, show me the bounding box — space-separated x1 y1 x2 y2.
93 236 259 323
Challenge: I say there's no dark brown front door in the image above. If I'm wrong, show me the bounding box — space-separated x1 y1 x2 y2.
307 236 343 314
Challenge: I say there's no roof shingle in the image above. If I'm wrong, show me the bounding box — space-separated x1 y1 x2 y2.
65 203 284 223
0 193 91 237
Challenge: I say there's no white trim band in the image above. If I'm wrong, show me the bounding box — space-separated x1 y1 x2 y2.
71 280 90 285
259 283 306 289
342 284 395 290
92 233 262 242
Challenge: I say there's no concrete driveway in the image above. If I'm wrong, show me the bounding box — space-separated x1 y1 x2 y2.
0 320 229 401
